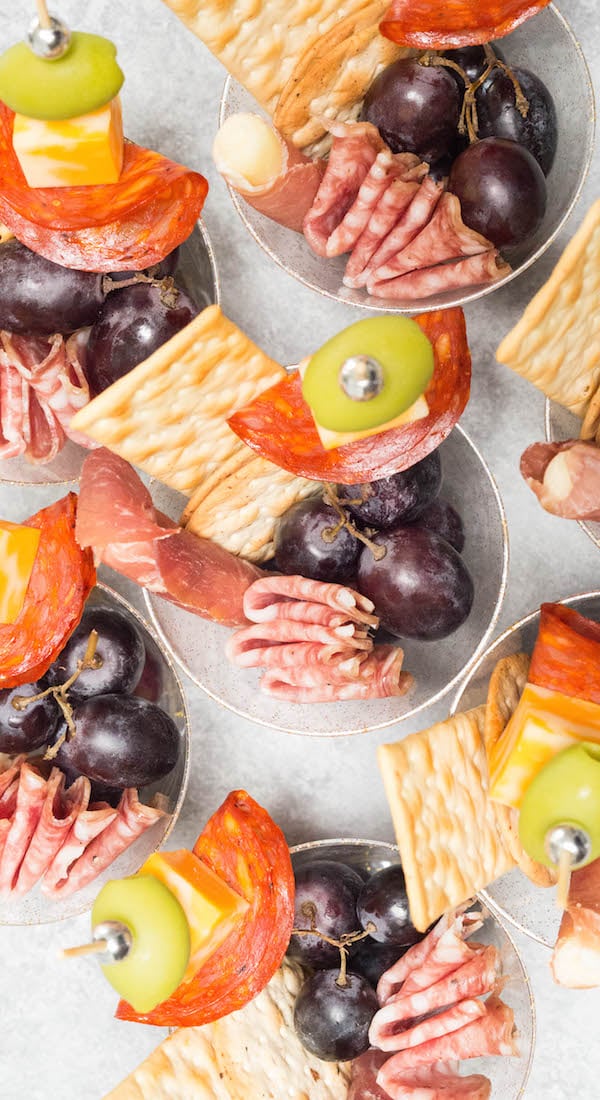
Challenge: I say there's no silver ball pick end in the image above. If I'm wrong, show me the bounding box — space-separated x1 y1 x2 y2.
27 14 71 60
545 823 592 869
339 355 385 402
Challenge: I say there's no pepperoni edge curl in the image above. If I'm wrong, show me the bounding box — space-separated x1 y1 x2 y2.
529 602 600 706
380 0 552 49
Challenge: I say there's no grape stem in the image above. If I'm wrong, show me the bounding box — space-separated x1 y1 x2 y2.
101 272 181 309
11 631 102 759
322 484 387 562
292 901 377 988
418 46 529 146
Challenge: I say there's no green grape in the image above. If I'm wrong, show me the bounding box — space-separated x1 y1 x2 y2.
518 743 600 869
92 874 190 1013
302 316 434 433
0 32 124 120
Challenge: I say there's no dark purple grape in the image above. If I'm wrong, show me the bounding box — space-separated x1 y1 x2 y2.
362 58 461 163
356 526 474 640
134 650 164 704
443 44 506 85
0 681 60 753
59 761 123 806
54 694 180 788
85 282 198 395
287 860 364 969
0 239 104 335
45 608 145 701
357 865 422 946
274 500 360 583
475 67 557 176
351 939 412 990
294 969 378 1061
338 451 441 530
411 498 465 553
449 137 547 248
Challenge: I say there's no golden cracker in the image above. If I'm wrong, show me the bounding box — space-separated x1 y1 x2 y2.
496 199 600 416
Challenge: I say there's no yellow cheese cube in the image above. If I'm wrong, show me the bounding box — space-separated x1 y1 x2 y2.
315 394 430 451
490 683 600 808
141 850 249 982
0 521 40 624
12 96 123 188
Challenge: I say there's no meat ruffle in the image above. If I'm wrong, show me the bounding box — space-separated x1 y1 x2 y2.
520 439 600 522
551 858 600 989
302 122 510 299
226 575 413 702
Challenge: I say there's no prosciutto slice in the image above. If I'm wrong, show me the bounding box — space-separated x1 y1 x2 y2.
41 799 118 895
520 439 600 522
369 193 493 282
47 788 166 898
368 251 510 299
343 178 421 287
303 122 385 256
551 858 600 988
0 763 46 891
14 772 89 896
77 449 262 627
377 907 482 1004
378 1062 491 1100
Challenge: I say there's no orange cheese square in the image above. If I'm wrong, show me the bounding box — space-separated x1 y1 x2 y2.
12 97 123 188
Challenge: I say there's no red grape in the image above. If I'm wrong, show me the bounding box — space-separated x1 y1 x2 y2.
449 137 547 248
362 58 461 163
475 67 557 176
410 498 465 553
0 239 104 335
294 969 378 1061
338 451 441 530
357 865 422 945
287 860 364 969
274 499 360 583
0 681 60 753
45 608 146 700
443 44 506 85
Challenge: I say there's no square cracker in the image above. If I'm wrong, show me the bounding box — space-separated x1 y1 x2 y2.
70 305 286 494
378 707 515 932
496 199 600 416
160 0 380 116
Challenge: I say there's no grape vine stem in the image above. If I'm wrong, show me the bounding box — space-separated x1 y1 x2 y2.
292 901 377 987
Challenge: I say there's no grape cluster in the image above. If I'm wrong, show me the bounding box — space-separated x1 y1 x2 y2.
361 45 557 250
0 606 179 801
287 859 425 1061
274 448 473 641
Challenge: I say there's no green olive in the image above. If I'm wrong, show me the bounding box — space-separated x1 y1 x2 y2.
518 743 600 869
301 316 434 433
0 32 124 120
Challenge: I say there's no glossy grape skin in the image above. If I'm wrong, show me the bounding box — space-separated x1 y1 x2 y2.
338 451 441 530
362 58 461 163
85 282 198 395
443 44 506 85
357 865 422 946
294 970 378 1061
476 67 558 176
411 498 465 553
54 694 180 788
60 761 123 806
449 137 547 249
0 681 60 753
287 860 364 969
274 500 360 583
357 526 474 640
0 239 104 335
351 939 412 989
45 608 146 701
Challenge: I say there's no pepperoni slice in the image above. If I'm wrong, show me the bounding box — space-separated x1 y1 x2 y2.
228 308 471 484
380 0 551 48
0 493 96 689
0 104 208 271
529 603 600 706
116 790 295 1027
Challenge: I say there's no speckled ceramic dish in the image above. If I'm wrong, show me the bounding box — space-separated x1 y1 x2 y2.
451 591 600 947
290 838 535 1098
219 4 594 315
545 398 600 549
0 581 190 926
0 220 219 486
144 425 509 736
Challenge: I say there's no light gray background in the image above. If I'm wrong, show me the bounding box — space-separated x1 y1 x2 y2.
1 1 599 1097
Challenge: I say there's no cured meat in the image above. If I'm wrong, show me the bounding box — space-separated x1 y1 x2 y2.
0 755 25 799
0 763 46 891
14 772 89 896
228 308 471 484
520 439 600 522
344 178 421 287
226 619 373 657
0 103 208 271
377 907 482 1003
42 799 117 896
227 639 367 676
48 788 166 898
243 574 377 625
0 360 28 459
529 602 600 705
369 193 494 282
551 858 600 988
326 151 424 258
363 177 444 281
377 995 518 1086
348 1050 390 1100
260 659 413 702
380 0 551 48
378 1062 491 1100
117 790 295 1028
0 493 96 689
372 998 487 1053
77 449 262 627
368 251 510 300
303 122 385 256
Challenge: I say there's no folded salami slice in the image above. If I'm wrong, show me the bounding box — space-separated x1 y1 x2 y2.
303 122 385 256
0 763 46 892
344 177 421 287
0 755 25 798
243 575 378 625
364 177 444 281
326 151 424 258
260 660 413 702
0 359 28 459
528 602 600 705
372 997 487 1053
368 251 510 300
14 771 89 897
551 858 600 988
48 788 166 899
520 439 600 522
41 799 117 896
348 1050 390 1100
378 1061 491 1100
370 193 493 282
377 906 479 1004
0 776 19 864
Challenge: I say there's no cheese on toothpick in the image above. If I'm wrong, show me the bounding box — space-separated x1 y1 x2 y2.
12 96 123 188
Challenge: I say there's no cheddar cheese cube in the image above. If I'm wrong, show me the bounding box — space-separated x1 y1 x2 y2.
12 96 123 188
0 521 40 624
